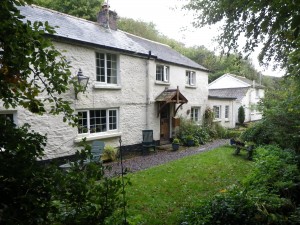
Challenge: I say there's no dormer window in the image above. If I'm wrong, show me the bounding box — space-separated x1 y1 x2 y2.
156 65 169 82
186 70 196 86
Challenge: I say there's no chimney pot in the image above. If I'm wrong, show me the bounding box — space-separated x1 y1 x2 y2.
97 4 118 30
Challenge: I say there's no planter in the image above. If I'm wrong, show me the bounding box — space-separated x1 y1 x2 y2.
187 140 194 147
172 143 180 151
230 138 235 145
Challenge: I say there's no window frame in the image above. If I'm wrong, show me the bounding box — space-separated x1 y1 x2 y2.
225 105 229 119
77 109 119 135
213 105 221 119
0 112 16 125
95 52 118 85
186 70 196 86
156 64 170 83
191 107 201 123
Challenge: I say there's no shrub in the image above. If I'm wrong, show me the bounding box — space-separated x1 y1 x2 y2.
240 120 274 145
103 145 118 161
51 160 125 225
226 129 242 139
180 185 281 225
243 145 300 197
203 107 214 127
172 138 180 144
0 119 126 225
177 118 210 145
238 106 245 124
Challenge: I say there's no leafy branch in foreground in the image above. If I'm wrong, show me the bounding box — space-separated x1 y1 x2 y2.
0 0 79 123
185 0 300 77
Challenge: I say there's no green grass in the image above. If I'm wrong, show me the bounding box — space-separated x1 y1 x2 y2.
124 146 254 224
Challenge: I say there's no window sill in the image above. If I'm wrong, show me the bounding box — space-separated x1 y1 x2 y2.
185 85 197 89
74 131 122 143
155 81 170 86
93 83 121 90
213 119 221 122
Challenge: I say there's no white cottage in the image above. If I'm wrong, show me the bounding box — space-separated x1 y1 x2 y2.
208 73 264 124
0 5 209 159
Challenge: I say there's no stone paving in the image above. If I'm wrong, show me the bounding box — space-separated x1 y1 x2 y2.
105 139 229 177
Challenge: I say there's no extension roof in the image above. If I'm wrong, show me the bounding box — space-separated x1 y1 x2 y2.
209 88 248 101
19 5 208 71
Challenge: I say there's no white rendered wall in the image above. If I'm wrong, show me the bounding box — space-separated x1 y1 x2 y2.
208 99 236 128
209 74 250 89
0 41 208 159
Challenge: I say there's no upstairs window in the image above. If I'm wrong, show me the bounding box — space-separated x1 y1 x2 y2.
156 65 169 82
191 107 200 122
186 70 196 86
213 106 221 119
96 52 118 84
78 109 118 134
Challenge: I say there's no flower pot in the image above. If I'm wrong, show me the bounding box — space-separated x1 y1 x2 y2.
187 140 194 147
172 143 180 151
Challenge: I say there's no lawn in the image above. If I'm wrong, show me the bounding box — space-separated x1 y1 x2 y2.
124 146 254 224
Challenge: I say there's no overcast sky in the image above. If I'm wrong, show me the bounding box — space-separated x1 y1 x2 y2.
108 0 284 77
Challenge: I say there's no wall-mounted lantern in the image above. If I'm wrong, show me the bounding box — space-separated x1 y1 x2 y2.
75 68 89 99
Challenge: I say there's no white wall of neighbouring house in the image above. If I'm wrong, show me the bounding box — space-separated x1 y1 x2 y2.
209 74 249 89
208 98 236 128
239 87 264 123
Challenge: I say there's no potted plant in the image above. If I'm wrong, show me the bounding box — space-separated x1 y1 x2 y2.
102 145 117 162
172 138 180 151
186 135 194 147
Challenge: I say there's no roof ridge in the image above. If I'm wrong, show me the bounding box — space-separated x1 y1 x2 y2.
120 30 171 48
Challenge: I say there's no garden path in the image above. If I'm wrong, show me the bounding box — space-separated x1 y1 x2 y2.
105 139 229 177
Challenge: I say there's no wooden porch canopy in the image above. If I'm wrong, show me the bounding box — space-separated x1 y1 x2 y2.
155 87 188 117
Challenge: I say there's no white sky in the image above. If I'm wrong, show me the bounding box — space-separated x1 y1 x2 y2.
108 0 284 77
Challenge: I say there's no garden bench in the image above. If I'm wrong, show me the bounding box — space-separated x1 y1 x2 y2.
230 139 254 160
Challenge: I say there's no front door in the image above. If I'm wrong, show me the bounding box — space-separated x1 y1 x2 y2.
160 104 170 144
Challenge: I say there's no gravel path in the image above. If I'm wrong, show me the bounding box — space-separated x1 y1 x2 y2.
105 139 229 177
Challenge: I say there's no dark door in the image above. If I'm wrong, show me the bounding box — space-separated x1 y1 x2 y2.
160 104 170 144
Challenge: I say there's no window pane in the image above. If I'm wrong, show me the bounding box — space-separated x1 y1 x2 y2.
96 53 106 82
90 110 106 133
191 108 200 122
156 65 163 81
213 106 220 119
78 111 88 134
109 110 117 130
225 106 229 118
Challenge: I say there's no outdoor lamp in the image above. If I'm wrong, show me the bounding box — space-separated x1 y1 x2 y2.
75 68 89 99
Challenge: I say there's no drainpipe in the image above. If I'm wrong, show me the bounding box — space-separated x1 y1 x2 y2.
146 51 151 129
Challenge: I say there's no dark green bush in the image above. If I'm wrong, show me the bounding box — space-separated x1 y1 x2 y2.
243 145 300 198
0 119 126 225
238 106 245 124
180 185 290 225
240 120 274 145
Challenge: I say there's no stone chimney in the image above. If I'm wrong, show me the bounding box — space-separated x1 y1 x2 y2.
97 3 118 30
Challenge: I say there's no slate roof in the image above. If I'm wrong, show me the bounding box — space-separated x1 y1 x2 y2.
126 33 208 70
19 5 208 71
209 88 248 101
